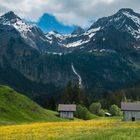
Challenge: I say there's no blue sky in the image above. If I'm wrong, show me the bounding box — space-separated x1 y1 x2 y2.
0 0 140 27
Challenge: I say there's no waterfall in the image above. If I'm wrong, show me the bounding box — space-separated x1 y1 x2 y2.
71 63 82 87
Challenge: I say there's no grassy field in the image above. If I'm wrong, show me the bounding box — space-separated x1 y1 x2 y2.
0 118 140 140
0 85 140 139
0 85 66 125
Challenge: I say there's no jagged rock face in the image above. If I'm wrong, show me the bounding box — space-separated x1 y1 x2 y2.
0 25 76 87
0 8 140 97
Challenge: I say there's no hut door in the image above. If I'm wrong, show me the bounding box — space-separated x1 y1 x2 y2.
132 117 135 121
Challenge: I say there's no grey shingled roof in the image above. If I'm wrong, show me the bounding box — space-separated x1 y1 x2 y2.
58 104 76 112
121 102 140 111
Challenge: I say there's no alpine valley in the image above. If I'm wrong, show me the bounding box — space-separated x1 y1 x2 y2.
0 8 140 106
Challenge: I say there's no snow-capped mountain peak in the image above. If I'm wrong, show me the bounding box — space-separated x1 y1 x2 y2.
118 8 140 26
118 8 134 13
0 11 52 50
0 11 20 23
89 8 140 40
119 9 140 39
0 11 34 37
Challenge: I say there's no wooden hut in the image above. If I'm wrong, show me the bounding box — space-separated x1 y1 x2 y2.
58 104 76 119
121 102 140 121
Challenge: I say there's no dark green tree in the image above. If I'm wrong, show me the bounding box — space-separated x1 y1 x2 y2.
62 82 86 105
62 81 73 104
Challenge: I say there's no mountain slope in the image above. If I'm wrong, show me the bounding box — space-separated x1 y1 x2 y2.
0 85 64 125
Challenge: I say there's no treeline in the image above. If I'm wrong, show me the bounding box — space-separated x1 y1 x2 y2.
45 82 123 120
45 81 140 119
101 86 140 109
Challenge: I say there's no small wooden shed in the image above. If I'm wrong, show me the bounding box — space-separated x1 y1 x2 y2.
121 102 140 121
58 104 76 119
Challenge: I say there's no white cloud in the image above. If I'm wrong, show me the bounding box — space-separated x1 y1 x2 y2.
0 0 140 27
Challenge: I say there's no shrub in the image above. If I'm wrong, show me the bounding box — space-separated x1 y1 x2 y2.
109 104 122 116
75 105 97 120
98 109 105 117
89 102 101 115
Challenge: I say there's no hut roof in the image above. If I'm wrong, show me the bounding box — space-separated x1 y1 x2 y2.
58 104 76 112
121 102 140 111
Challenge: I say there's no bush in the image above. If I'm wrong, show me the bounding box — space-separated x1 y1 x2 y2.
109 104 122 116
89 102 101 115
75 105 97 120
98 109 105 117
